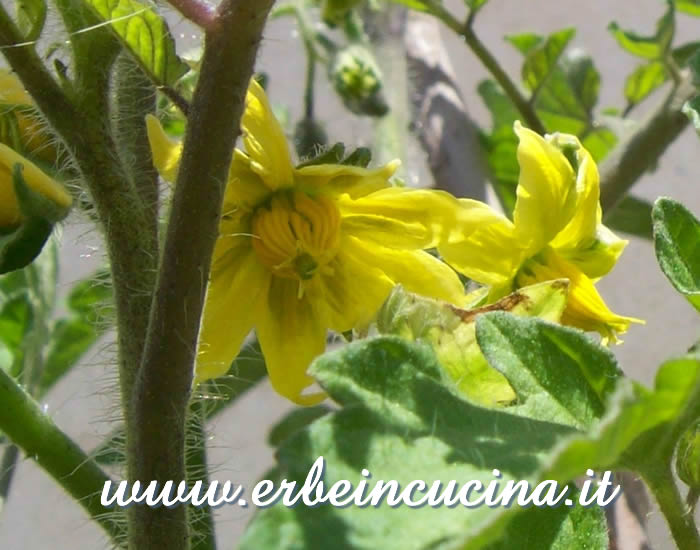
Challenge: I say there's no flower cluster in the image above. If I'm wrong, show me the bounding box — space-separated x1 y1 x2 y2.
147 79 641 405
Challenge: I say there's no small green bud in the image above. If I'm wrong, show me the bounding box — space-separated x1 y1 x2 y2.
676 420 700 490
294 117 328 159
329 45 389 117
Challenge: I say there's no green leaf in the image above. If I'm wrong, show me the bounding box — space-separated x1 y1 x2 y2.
84 0 188 86
545 354 700 480
476 313 620 430
16 0 46 41
66 268 113 322
0 294 33 355
478 80 520 131
483 486 608 550
676 0 700 16
652 198 700 312
240 337 609 550
465 0 489 12
39 319 98 396
607 1 675 60
672 41 700 65
605 195 654 240
376 281 569 407
560 50 600 114
384 0 431 12
0 217 53 275
505 32 544 55
520 28 576 96
624 61 667 105
267 405 332 448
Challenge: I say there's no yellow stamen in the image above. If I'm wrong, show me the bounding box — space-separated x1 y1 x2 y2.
251 191 341 286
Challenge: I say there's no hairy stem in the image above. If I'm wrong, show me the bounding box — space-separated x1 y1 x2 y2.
127 1 274 548
600 74 696 214
187 396 216 550
113 54 160 225
423 1 545 135
0 369 122 542
644 464 700 550
0 444 19 515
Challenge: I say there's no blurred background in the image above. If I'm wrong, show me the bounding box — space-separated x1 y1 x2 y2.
0 0 698 548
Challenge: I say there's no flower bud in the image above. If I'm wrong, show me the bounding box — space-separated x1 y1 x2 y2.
0 69 57 163
329 45 389 117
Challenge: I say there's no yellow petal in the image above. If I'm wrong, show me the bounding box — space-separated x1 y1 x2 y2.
242 79 294 190
439 199 525 287
145 114 182 183
550 142 599 249
254 277 327 405
344 234 466 305
0 69 32 105
556 224 628 279
223 149 271 213
338 186 460 249
295 159 398 198
513 121 578 252
0 144 71 227
196 245 271 381
516 247 643 342
308 237 395 332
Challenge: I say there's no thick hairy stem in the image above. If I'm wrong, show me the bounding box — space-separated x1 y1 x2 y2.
644 464 700 550
404 12 487 200
0 369 122 542
600 74 696 214
113 54 160 225
127 1 274 548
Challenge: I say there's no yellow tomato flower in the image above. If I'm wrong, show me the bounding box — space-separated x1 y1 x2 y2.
439 121 642 343
0 69 56 163
0 143 71 230
147 79 468 404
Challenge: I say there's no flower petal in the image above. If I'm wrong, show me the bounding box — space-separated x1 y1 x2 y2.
145 114 183 183
338 186 462 249
513 121 578 252
556 224 628 279
344 234 466 306
242 79 294 190
254 277 327 405
308 237 395 332
517 248 643 343
295 160 398 199
196 245 270 381
0 69 32 105
223 149 271 213
439 199 525 287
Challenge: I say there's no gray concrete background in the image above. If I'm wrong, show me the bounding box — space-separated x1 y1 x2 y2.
1 0 699 548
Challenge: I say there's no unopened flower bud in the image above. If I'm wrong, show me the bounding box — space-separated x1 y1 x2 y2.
329 45 389 117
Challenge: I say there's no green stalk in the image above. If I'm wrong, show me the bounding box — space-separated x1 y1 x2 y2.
0 368 123 543
127 1 275 548
644 464 700 550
